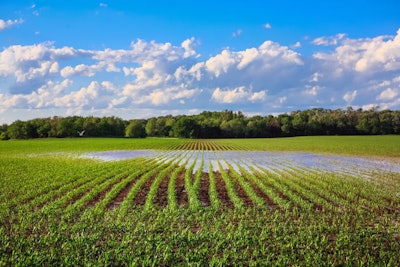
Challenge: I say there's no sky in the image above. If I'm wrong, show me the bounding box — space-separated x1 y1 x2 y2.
1 0 400 124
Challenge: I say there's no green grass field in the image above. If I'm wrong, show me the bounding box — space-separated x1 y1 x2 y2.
1 136 399 266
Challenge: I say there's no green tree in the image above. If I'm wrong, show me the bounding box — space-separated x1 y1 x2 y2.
125 120 146 138
278 114 293 136
171 117 199 138
7 120 28 139
145 118 158 137
0 124 9 140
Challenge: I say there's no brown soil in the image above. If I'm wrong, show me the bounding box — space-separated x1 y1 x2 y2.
133 174 156 205
214 171 234 208
66 186 92 207
85 174 129 208
198 172 211 207
227 169 254 207
176 170 188 207
107 178 137 210
153 171 171 207
241 171 279 210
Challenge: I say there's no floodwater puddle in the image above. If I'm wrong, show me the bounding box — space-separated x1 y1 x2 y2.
81 150 400 178
83 150 159 161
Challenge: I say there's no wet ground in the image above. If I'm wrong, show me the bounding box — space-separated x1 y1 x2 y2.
81 150 400 178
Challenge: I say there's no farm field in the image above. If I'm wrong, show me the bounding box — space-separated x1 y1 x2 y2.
0 136 400 266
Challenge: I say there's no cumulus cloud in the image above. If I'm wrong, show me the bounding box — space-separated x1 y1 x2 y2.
291 42 301 49
60 62 119 78
0 18 23 31
212 86 266 103
181 37 198 58
313 29 400 73
377 88 398 101
205 50 236 77
204 40 302 82
0 43 92 94
1 30 400 122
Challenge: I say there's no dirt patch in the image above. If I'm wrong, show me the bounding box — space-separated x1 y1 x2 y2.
176 170 188 207
107 178 137 210
154 171 171 207
227 170 254 207
214 172 234 208
85 174 129 208
133 174 156 206
240 171 278 210
198 172 211 207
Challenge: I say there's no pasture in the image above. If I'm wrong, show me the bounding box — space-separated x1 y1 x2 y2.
0 136 399 266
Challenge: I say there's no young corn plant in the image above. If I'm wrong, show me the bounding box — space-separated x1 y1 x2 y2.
184 151 202 210
143 156 184 210
217 160 244 209
205 163 219 211
223 160 265 208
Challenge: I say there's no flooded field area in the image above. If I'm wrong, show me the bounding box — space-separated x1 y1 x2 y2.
82 149 400 178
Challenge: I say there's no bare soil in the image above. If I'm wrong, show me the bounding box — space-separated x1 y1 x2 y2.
153 171 171 207
133 174 156 205
198 172 211 207
176 170 188 207
214 172 234 208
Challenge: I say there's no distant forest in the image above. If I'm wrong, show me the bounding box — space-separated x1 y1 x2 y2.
1 107 399 140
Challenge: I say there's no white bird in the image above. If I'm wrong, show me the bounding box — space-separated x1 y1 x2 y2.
77 130 85 136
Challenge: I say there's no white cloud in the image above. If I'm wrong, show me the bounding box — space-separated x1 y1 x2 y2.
122 66 135 76
377 88 398 101
309 72 322 82
205 50 236 77
2 30 400 122
181 37 198 58
343 90 357 104
138 85 200 106
0 18 23 31
312 33 346 46
291 42 301 49
304 85 320 96
361 104 378 111
313 29 400 73
205 41 302 80
237 48 259 69
264 23 272 29
60 62 119 78
232 29 243 38
279 96 287 104
212 86 266 103
249 90 267 102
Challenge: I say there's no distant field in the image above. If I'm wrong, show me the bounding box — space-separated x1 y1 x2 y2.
1 136 399 265
1 135 399 156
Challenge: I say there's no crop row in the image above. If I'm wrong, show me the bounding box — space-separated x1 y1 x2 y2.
9 146 396 220
1 139 400 266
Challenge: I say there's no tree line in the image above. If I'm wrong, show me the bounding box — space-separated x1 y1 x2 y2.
1 107 399 140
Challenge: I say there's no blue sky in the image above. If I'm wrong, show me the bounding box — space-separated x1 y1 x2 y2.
1 0 400 123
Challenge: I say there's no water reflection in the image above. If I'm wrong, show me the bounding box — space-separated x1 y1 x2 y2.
82 150 400 177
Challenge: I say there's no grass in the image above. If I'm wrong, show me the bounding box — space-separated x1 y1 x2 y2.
0 136 399 266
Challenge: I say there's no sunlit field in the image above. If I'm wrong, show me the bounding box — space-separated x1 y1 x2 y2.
1 136 399 266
